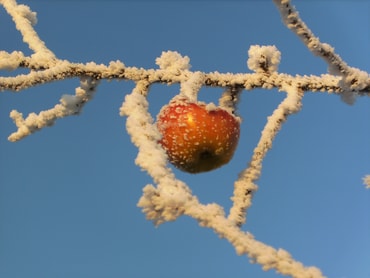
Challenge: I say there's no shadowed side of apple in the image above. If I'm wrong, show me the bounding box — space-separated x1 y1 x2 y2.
156 99 241 173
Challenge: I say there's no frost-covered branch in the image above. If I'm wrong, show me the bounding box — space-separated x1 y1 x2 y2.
120 80 197 225
1 0 369 277
120 81 324 277
3 52 369 94
273 0 370 104
228 81 304 226
185 203 325 278
0 0 55 63
8 76 98 141
4 50 368 142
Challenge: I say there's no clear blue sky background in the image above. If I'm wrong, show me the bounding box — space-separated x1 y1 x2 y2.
0 1 369 277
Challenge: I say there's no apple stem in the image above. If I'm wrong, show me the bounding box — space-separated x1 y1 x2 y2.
179 71 205 102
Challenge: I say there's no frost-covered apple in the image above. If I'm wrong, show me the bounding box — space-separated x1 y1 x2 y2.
156 99 240 173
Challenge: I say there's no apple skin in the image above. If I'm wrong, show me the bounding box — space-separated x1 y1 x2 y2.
156 99 240 173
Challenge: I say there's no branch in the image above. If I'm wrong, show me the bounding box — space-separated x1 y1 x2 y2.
121 79 324 278
2 51 370 94
228 82 304 226
185 202 325 278
8 76 99 141
4 49 368 142
1 0 369 276
0 0 55 62
273 0 370 103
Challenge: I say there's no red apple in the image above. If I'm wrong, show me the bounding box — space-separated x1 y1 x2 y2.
156 98 240 173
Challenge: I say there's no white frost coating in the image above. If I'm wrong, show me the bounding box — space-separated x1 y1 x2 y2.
8 77 98 141
179 71 204 102
279 81 304 113
1 0 368 276
121 82 197 225
1 0 55 59
247 45 281 73
137 180 195 225
339 68 370 91
337 66 369 105
205 102 218 111
156 50 190 72
218 88 242 115
121 85 325 277
229 82 304 226
273 0 370 104
363 175 370 189
108 60 125 75
120 82 175 183
0 51 25 70
184 202 325 277
15 3 37 25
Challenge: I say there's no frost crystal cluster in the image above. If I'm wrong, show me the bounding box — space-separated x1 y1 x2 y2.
0 0 369 277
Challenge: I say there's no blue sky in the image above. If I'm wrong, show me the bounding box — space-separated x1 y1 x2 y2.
0 0 369 277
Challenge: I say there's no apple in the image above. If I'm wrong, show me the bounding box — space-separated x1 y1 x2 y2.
156 98 240 173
